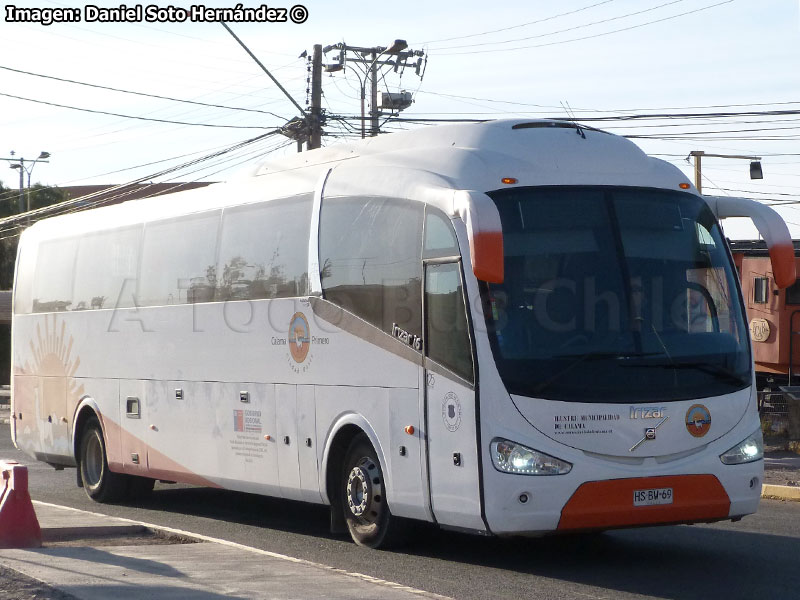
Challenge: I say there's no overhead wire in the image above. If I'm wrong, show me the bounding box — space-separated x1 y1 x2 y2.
414 0 620 45
429 0 689 51
0 91 278 129
0 64 288 120
0 129 282 233
436 0 735 55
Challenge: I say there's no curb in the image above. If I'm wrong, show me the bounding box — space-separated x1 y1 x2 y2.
41 524 147 542
31 501 452 600
762 484 800 501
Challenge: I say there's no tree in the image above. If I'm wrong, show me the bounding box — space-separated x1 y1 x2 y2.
0 182 67 218
0 182 68 289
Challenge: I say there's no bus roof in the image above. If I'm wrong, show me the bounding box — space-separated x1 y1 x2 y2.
23 119 693 242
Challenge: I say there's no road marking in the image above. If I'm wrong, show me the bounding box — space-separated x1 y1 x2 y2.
33 500 452 599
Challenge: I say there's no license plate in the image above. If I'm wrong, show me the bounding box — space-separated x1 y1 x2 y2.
633 487 673 506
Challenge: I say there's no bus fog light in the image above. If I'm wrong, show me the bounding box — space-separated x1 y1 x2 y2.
720 429 763 465
491 438 572 475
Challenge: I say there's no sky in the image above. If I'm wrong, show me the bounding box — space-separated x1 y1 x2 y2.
1 0 799 238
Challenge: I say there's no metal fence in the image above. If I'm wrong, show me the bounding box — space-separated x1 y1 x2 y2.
759 390 791 438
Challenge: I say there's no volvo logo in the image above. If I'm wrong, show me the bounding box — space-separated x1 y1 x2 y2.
630 417 669 452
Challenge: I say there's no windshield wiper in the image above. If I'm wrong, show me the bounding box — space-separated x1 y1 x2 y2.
649 361 746 384
535 351 664 394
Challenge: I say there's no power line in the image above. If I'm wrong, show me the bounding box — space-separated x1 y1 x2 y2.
220 22 305 116
0 91 275 129
564 109 800 122
430 0 688 51
436 0 734 55
415 0 619 45
0 64 288 120
415 90 800 114
0 129 281 231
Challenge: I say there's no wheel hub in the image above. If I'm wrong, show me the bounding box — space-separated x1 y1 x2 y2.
346 457 382 522
84 431 103 488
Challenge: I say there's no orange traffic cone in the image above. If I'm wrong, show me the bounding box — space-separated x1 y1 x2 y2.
0 460 42 548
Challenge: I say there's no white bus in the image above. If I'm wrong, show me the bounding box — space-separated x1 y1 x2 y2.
10 120 796 548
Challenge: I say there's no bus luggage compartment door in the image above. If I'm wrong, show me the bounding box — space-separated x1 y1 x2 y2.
276 384 303 501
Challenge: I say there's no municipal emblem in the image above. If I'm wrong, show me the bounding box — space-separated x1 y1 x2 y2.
288 312 311 363
441 391 462 432
685 404 711 438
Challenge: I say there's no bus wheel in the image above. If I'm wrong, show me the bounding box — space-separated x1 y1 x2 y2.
79 417 128 503
341 434 401 548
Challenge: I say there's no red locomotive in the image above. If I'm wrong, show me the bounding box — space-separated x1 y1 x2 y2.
730 240 800 393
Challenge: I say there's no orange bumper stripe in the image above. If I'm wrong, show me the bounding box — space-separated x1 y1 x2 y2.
558 475 730 531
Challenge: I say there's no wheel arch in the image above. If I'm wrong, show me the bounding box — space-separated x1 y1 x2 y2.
320 413 387 507
71 396 102 462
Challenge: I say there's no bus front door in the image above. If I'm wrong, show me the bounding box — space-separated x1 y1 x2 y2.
423 261 485 532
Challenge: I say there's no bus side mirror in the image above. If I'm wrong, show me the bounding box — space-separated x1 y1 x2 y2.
455 191 504 283
707 195 797 288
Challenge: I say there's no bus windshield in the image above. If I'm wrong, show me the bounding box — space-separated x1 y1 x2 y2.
483 186 750 403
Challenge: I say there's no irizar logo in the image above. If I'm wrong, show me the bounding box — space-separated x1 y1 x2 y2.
630 406 667 419
392 323 422 351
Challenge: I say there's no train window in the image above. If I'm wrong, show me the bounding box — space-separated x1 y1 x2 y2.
753 277 769 304
786 280 800 305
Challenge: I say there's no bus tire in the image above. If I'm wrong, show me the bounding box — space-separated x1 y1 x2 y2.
79 417 128 503
341 434 403 548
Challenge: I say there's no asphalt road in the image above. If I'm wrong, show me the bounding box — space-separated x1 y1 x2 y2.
3 426 800 600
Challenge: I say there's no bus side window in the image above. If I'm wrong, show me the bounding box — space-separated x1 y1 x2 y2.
425 263 474 383
14 241 37 315
424 206 459 258
139 211 220 307
31 238 78 313
72 227 141 311
319 196 423 343
217 196 312 301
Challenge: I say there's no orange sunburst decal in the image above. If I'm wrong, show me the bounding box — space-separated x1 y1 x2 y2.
17 314 85 424
12 314 86 457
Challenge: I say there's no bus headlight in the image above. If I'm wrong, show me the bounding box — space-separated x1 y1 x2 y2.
720 429 764 465
490 438 572 475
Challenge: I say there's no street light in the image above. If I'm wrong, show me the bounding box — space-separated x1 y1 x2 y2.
2 151 51 213
688 150 762 195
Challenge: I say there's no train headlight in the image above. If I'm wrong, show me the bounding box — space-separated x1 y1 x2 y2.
720 429 764 465
490 438 572 475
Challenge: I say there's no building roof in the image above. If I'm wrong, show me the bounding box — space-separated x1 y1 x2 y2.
59 182 213 207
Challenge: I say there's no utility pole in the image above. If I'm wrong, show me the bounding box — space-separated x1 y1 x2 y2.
222 23 313 152
321 40 425 138
308 44 323 150
370 50 379 137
